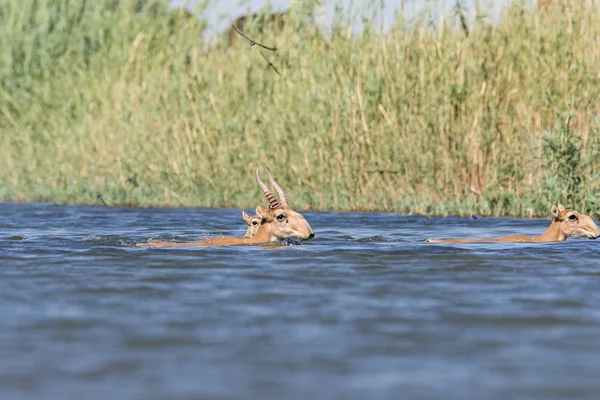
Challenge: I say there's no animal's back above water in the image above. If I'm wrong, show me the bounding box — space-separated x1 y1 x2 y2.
138 167 314 248
427 204 600 243
428 235 540 243
141 237 254 247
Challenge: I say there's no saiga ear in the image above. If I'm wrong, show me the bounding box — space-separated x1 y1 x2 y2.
557 203 566 212
551 205 561 220
242 210 251 223
255 206 269 220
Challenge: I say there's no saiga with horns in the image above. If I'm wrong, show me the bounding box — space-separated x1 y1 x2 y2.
139 167 314 247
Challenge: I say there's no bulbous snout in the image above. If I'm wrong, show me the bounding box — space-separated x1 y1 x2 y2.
581 217 600 239
295 221 315 240
588 222 600 239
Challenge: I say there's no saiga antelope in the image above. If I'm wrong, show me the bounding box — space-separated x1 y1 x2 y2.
242 210 261 238
426 203 600 243
140 168 314 247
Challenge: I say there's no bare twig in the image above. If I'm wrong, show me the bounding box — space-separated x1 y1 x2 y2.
259 51 282 76
231 24 277 51
366 170 403 174
454 1 469 37
96 193 108 207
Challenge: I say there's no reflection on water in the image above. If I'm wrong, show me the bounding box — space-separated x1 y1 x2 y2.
1 202 600 399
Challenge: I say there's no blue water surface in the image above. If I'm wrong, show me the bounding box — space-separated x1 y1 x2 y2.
1 202 599 400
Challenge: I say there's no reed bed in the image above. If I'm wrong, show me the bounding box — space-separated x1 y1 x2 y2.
1 0 600 216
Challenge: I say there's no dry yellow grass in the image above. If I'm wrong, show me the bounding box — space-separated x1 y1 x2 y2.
1 0 599 216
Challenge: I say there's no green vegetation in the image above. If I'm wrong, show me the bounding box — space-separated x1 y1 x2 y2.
1 0 600 216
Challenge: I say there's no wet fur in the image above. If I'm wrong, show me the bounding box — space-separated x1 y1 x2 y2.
427 204 600 243
140 206 313 248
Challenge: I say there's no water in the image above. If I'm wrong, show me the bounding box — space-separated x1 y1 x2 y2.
1 202 600 400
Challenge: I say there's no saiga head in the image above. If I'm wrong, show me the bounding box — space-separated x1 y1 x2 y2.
551 203 600 240
242 210 261 238
255 167 314 241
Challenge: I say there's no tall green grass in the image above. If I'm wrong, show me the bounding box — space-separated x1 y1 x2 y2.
1 0 600 216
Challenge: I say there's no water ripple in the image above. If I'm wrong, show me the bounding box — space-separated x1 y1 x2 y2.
1 203 600 399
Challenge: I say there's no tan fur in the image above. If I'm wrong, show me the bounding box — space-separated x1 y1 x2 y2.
139 168 314 248
242 210 261 238
427 203 600 243
142 205 314 247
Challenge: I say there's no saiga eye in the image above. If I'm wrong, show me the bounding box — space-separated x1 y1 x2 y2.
276 214 286 221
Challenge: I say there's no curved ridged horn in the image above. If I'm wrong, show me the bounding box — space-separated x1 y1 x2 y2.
267 167 288 207
256 167 280 209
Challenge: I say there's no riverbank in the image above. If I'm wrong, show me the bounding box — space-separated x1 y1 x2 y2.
1 0 599 217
